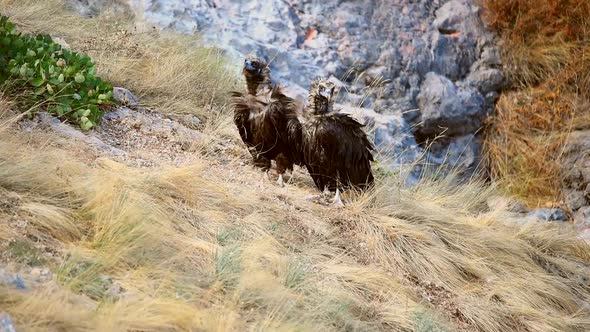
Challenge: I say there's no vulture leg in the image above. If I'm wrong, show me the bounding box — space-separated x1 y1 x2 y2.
276 174 285 187
275 154 291 187
331 188 345 208
286 172 294 185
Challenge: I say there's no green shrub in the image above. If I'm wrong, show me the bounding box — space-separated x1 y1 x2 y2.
0 15 113 130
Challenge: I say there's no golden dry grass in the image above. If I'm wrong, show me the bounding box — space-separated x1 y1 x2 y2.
1 1 590 331
482 0 590 205
1 104 590 331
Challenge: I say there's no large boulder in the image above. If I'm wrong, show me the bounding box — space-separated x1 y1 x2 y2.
339 104 423 167
416 73 486 138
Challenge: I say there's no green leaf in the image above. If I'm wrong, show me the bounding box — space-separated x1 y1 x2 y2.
34 86 46 95
19 65 27 77
30 77 44 87
13 38 23 48
74 73 85 83
80 121 93 131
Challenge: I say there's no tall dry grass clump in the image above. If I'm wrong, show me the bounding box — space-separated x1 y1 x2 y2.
483 0 590 205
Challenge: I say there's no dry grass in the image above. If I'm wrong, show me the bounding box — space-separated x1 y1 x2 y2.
0 0 239 118
1 109 590 331
482 0 590 205
1 1 590 331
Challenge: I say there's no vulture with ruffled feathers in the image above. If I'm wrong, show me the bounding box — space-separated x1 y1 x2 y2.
230 56 301 186
298 78 375 206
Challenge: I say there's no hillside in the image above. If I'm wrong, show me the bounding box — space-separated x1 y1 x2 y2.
1 1 590 332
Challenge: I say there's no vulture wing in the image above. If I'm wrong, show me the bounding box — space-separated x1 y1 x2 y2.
231 86 302 172
302 113 375 191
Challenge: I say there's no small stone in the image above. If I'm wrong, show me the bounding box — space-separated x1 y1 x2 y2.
113 87 139 106
106 281 123 298
0 312 16 332
527 208 568 222
30 267 41 278
0 270 26 290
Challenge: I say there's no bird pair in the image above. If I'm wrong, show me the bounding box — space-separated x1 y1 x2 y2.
231 56 375 207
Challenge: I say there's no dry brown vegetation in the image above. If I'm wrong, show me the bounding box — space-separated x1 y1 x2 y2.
1 1 590 331
483 0 590 205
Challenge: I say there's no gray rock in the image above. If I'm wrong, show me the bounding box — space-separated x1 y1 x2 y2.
466 68 504 94
430 0 486 80
0 313 16 332
167 113 203 129
566 190 587 211
423 134 484 180
113 87 139 107
527 208 568 222
38 112 127 156
339 104 423 169
561 131 590 213
102 108 201 142
416 73 486 137
0 269 26 290
574 206 590 229
68 0 131 17
480 47 502 67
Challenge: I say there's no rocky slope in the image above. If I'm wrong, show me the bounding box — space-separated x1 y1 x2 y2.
75 0 504 180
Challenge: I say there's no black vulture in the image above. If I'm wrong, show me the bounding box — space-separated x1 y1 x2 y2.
298 78 375 206
230 56 301 186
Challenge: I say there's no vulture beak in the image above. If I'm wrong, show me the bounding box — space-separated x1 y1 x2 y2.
319 87 332 100
244 60 258 73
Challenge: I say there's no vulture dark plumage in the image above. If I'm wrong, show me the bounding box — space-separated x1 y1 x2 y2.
230 56 301 186
298 78 375 206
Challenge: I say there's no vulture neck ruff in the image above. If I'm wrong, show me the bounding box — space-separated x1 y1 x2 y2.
307 91 334 116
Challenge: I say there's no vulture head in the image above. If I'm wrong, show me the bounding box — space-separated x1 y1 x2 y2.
243 55 271 94
308 78 336 114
